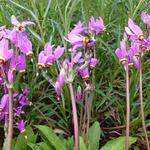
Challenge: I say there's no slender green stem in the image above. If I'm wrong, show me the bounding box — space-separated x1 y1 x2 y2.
131 0 144 18
139 60 150 150
68 82 79 150
125 63 130 150
6 85 13 150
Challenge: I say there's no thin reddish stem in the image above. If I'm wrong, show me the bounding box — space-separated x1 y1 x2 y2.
68 83 79 150
6 85 13 150
125 63 130 150
139 60 150 150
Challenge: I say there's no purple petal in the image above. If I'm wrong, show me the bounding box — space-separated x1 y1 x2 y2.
22 21 35 27
57 68 66 88
68 21 87 36
76 86 82 103
44 43 54 55
73 52 82 63
16 54 26 72
79 67 89 80
89 16 106 34
8 70 14 83
141 11 150 28
54 46 64 60
18 32 33 56
0 94 9 109
90 58 98 68
0 39 13 62
11 15 20 26
128 18 143 37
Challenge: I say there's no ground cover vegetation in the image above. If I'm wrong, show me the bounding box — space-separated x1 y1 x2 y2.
0 0 150 150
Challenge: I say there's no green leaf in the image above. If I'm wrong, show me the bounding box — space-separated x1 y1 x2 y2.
88 121 101 150
35 125 66 150
63 137 74 150
38 142 54 150
28 28 42 43
100 136 137 150
28 143 41 150
14 126 37 150
63 136 86 150
80 137 87 150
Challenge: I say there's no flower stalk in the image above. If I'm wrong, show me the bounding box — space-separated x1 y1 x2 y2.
125 62 130 150
6 84 13 150
86 46 96 144
68 82 79 150
139 58 150 150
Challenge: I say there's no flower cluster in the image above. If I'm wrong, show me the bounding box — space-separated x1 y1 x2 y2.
0 15 34 83
38 43 64 69
0 16 34 135
115 12 150 70
0 88 31 135
38 16 105 100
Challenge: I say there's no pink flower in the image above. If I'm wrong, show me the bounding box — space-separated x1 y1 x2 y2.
38 43 64 69
11 15 34 32
141 11 150 28
115 40 127 64
68 21 87 36
89 16 106 34
128 18 144 41
16 120 27 133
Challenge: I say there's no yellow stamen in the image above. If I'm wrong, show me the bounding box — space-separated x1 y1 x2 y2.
138 34 144 41
140 45 147 51
38 63 45 69
128 63 134 69
82 75 89 80
26 51 33 57
83 37 90 45
0 107 3 112
134 53 139 59
90 65 95 69
19 70 26 74
120 58 127 64
46 63 52 68
147 49 150 52
17 24 24 32
102 28 107 32
0 57 5 63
